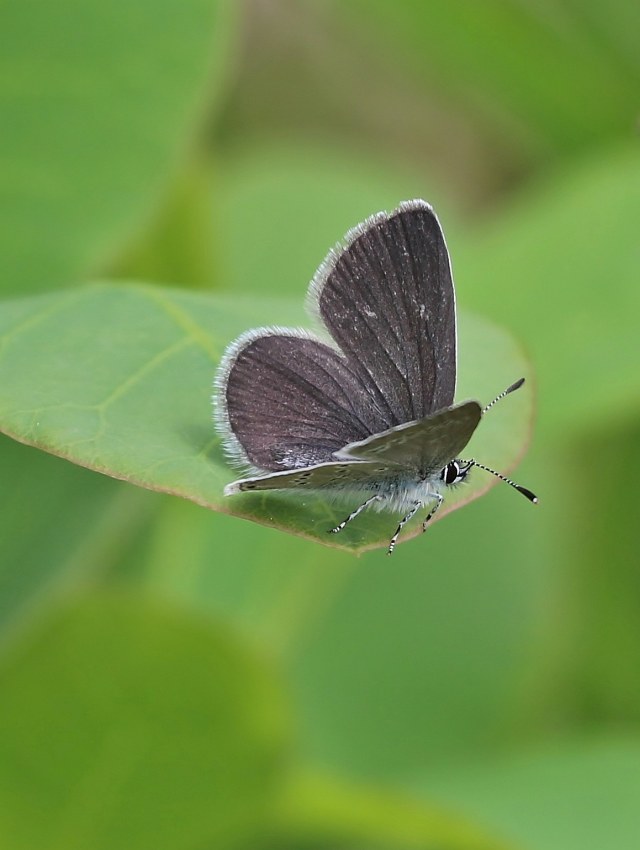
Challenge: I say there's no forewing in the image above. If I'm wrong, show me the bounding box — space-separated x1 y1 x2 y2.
310 200 456 426
215 330 390 471
224 461 386 495
336 401 481 476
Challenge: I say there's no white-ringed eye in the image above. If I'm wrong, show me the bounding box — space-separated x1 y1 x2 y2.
441 461 460 485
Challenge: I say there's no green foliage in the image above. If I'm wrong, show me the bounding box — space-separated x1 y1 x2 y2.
0 1 639 848
460 146 640 435
342 0 639 157
416 736 640 850
0 594 287 850
0 0 232 292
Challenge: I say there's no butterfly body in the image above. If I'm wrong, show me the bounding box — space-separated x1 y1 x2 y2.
215 200 535 551
226 465 439 505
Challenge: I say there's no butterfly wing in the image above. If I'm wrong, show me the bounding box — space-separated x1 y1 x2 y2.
223 403 480 496
336 401 481 477
215 330 391 472
309 199 456 426
224 460 387 495
216 200 458 480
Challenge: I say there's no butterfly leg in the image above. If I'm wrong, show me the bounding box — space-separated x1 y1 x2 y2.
422 493 444 532
329 494 383 535
388 500 423 555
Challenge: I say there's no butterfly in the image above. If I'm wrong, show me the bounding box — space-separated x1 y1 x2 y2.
214 200 536 553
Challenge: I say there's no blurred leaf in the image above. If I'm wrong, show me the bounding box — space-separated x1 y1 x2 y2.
0 437 158 646
341 0 638 159
134 495 360 657
543 416 640 723
0 284 534 553
216 8 527 208
459 145 640 436
0 593 289 850
415 736 640 850
560 0 640 78
267 770 517 850
218 147 444 298
110 155 219 289
101 450 553 783
0 0 233 292
287 485 549 776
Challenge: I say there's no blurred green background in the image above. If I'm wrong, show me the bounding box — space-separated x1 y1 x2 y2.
1 1 639 848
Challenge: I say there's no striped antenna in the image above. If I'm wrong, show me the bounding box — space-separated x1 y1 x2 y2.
462 459 538 503
483 377 525 415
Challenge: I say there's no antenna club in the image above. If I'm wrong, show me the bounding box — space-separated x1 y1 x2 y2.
516 485 538 503
482 377 526 415
507 377 525 394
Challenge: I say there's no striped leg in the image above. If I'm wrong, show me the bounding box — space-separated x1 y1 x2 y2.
387 500 422 555
329 494 383 534
422 493 443 532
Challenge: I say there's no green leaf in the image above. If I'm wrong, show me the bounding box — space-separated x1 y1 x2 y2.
269 770 517 850
415 736 640 850
0 0 233 292
219 147 432 299
339 0 638 157
111 156 220 290
0 438 156 644
540 417 640 721
0 284 534 553
0 593 289 850
459 145 640 436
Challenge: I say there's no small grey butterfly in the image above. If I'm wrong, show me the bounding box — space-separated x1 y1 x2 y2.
214 200 536 553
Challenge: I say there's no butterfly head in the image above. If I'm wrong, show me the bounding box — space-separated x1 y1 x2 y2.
440 459 473 486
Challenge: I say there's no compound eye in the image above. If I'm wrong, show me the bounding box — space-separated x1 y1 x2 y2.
443 461 460 485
